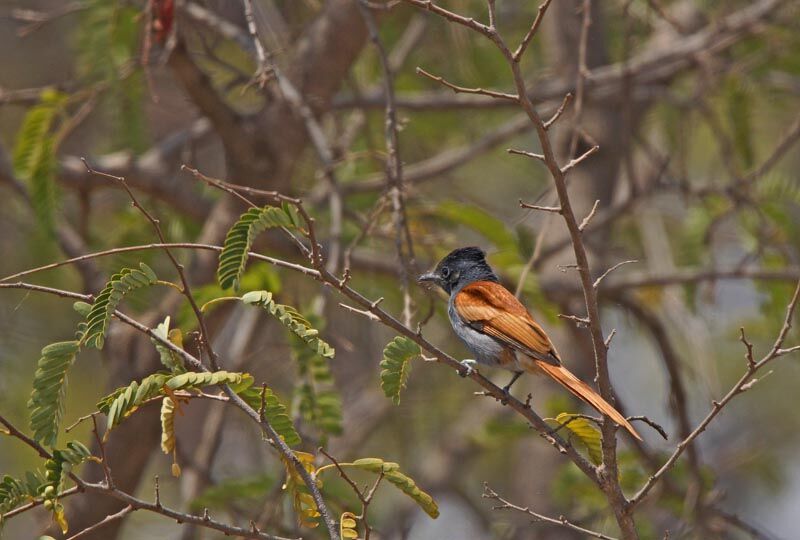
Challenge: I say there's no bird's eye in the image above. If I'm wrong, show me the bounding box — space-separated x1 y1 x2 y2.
441 267 451 279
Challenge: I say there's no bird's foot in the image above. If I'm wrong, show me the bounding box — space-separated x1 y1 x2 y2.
500 371 524 404
459 359 478 377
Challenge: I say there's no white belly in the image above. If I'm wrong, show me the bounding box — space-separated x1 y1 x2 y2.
448 301 511 369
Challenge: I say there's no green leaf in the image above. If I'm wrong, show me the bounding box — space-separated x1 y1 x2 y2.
82 263 158 349
238 385 301 447
242 291 335 359
101 372 170 431
291 312 342 437
98 369 301 447
384 470 439 519
12 89 67 234
0 471 46 518
379 337 419 405
217 206 300 290
336 458 439 519
190 474 275 511
165 370 248 391
37 444 92 534
72 301 91 318
27 341 80 447
552 413 603 466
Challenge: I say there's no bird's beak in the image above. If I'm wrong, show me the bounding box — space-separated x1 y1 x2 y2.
417 271 438 284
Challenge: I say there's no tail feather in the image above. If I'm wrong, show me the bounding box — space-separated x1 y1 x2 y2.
534 361 642 441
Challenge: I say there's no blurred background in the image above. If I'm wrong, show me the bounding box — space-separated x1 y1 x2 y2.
1 0 800 538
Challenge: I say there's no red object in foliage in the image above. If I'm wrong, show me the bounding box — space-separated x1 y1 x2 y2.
153 0 174 44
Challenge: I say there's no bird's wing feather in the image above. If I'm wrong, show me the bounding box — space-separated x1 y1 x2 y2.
454 281 560 366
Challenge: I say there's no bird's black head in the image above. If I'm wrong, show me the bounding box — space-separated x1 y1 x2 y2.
418 246 499 294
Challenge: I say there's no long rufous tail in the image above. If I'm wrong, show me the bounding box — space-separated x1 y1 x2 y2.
534 361 642 440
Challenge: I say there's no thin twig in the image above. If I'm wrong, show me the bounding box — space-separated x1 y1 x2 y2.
513 0 555 62
561 144 600 174
629 279 800 507
483 483 618 540
508 148 546 162
518 200 561 213
594 260 638 289
416 67 518 101
64 505 134 540
579 199 600 231
544 92 573 129
626 416 668 440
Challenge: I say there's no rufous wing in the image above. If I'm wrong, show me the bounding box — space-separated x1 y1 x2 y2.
454 281 560 366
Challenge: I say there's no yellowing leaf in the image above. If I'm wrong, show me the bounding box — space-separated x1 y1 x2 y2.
54 503 68 533
553 413 602 465
320 457 439 519
281 451 320 528
340 511 359 539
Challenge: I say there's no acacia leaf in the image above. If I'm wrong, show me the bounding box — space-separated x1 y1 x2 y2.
379 337 419 405
217 206 300 290
82 263 158 349
27 341 80 447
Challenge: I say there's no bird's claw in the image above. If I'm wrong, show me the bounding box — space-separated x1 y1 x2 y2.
459 359 477 377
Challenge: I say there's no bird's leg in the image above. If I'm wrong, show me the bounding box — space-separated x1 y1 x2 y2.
459 359 478 377
502 371 524 395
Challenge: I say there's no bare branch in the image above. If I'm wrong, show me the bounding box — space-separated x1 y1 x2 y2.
604 328 617 349
593 260 638 289
508 148 546 162
629 279 800 508
544 92 573 129
561 144 600 174
626 416 668 441
578 199 600 231
739 327 756 369
338 302 380 321
512 0 555 62
519 200 561 213
483 484 618 540
65 505 133 540
401 0 494 37
416 67 518 101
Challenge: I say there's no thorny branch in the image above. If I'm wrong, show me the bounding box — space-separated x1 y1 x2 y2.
629 278 800 508
483 483 618 540
0 414 293 540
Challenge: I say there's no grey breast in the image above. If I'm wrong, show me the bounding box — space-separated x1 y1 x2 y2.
447 298 506 367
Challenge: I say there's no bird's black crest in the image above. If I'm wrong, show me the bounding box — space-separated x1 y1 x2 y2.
440 246 487 266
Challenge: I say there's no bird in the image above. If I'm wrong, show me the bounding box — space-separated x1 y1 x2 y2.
418 246 642 440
